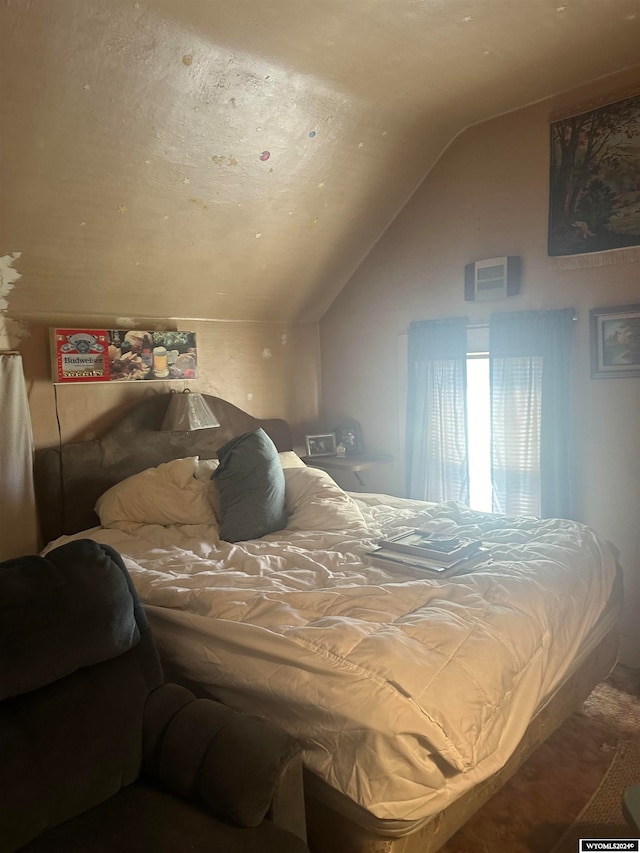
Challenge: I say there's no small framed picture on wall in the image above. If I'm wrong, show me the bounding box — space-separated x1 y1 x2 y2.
590 304 640 378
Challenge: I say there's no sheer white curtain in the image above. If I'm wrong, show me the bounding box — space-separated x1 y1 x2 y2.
406 318 469 503
490 309 575 519
0 353 39 559
490 355 543 515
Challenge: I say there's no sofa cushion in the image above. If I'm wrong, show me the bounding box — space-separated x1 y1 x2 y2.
0 539 140 700
17 783 309 853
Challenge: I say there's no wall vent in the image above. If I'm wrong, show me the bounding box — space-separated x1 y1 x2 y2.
464 256 521 301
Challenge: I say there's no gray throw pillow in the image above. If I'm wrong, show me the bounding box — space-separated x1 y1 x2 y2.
213 429 288 542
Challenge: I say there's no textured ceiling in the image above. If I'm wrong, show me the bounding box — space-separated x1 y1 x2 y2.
1 0 639 324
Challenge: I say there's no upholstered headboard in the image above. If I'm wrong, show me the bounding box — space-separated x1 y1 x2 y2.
34 394 293 545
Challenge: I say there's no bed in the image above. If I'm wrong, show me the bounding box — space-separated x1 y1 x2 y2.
34 393 622 853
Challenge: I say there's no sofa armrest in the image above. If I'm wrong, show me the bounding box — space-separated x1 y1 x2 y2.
143 683 306 837
266 747 307 842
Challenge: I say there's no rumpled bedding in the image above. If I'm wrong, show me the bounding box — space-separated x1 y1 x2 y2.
45 473 618 822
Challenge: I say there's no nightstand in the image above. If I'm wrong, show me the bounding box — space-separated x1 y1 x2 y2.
301 453 392 488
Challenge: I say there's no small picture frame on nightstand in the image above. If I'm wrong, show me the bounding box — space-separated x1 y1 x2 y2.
305 433 337 457
334 421 364 456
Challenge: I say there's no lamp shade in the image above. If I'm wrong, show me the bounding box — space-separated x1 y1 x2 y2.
161 390 220 431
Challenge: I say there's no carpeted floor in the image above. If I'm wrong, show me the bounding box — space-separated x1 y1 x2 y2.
440 665 640 852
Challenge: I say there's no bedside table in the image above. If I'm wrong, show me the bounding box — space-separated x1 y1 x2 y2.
301 453 392 488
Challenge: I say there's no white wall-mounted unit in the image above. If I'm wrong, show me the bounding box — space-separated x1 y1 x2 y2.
464 256 521 301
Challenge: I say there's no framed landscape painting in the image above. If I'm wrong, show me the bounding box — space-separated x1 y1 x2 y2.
590 304 640 379
548 91 640 264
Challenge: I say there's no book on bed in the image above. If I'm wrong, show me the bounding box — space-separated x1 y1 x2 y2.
378 531 482 561
365 544 491 576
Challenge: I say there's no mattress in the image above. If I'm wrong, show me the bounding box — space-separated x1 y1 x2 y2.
45 477 619 823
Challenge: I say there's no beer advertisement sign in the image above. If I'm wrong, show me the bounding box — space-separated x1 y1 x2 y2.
51 329 198 383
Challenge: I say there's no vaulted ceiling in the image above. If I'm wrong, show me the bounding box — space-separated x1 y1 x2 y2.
1 0 639 324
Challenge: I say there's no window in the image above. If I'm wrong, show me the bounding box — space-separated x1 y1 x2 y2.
466 352 543 515
466 355 492 512
407 309 574 519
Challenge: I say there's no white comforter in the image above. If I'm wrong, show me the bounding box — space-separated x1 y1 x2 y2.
47 478 618 822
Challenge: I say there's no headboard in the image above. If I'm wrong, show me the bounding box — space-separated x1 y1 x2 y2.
34 393 293 546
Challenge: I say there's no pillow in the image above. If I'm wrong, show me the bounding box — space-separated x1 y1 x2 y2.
96 457 218 528
195 457 219 479
213 429 288 542
284 466 367 531
195 453 301 477
278 450 306 469
194 457 221 517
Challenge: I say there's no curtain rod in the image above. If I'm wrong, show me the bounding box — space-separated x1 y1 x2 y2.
467 313 577 328
466 312 578 325
403 310 578 335
0 351 22 356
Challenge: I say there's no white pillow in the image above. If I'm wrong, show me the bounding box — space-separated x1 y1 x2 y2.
195 457 219 478
96 457 218 527
284 467 366 531
193 457 222 517
279 451 306 469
